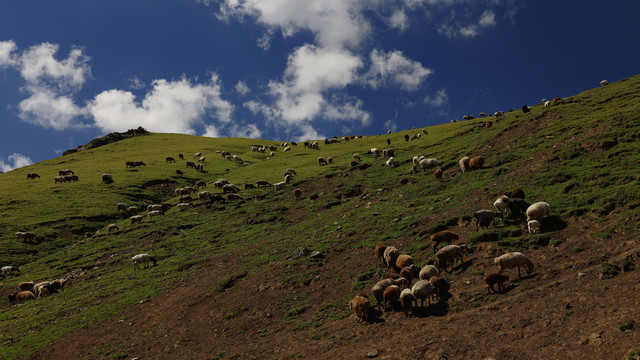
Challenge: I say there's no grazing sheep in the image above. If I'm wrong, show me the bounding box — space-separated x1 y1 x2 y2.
116 203 128 212
510 188 525 199
107 224 119 233
395 254 413 270
353 154 361 161
193 152 202 158
244 183 256 190
526 202 550 223
227 193 243 201
544 101 551 107
383 285 402 311
176 169 184 176
148 210 163 218
473 210 503 231
383 246 400 269
430 230 458 252
256 180 271 188
429 276 443 301
494 195 510 217
485 272 509 293
222 184 239 194
130 215 144 224
176 202 191 211
399 289 417 317
274 181 287 190
19 281 35 292
433 168 442 180
386 138 391 145
600 80 609 86
198 156 206 163
400 265 417 285
185 161 197 169
15 232 37 242
8 291 36 304
528 220 542 234
283 146 291 153
284 174 292 183
404 134 409 142
26 173 40 179
419 158 441 172
101 173 114 184
370 148 381 158
293 188 302 200
419 265 440 281
436 244 466 272
127 206 138 213
195 180 207 188
371 278 408 311
232 155 243 162
147 204 163 213
179 195 193 203
317 157 328 165
349 295 370 323
198 191 212 200
327 156 333 164
411 280 435 307
468 156 485 170
522 105 530 113
374 244 387 266
1 266 20 278
385 157 396 169
494 252 534 278
166 156 176 163
132 253 157 270
33 281 55 298
508 198 530 218
382 149 395 158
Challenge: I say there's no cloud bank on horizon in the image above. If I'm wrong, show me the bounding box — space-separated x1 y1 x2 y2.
0 0 516 146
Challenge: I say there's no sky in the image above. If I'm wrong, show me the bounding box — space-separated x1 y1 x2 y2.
1 1 639 171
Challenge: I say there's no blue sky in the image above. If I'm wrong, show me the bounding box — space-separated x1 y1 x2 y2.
1 1 639 171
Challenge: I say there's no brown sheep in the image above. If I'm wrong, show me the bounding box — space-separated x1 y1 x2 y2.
256 180 270 188
485 121 492 128
383 285 401 311
400 266 416 284
195 180 207 188
107 224 119 233
19 281 35 292
349 295 370 324
400 288 417 317
429 276 443 301
510 188 525 199
327 156 333 164
293 188 302 200
244 183 256 190
374 244 387 266
409 163 418 174
383 246 400 269
371 278 408 311
395 254 413 270
8 290 35 304
433 168 442 180
350 160 359 167
176 169 184 176
484 272 509 293
468 156 485 170
430 230 459 252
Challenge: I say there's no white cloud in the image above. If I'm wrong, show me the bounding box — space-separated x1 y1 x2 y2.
264 44 365 125
18 42 91 90
0 40 17 67
18 89 86 130
0 153 33 172
228 123 262 138
235 81 250 95
363 49 432 91
387 10 409 32
129 77 146 90
478 10 496 26
424 88 448 106
203 124 220 138
89 74 234 134
215 0 371 50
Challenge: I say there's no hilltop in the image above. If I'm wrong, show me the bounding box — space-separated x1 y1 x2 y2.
1 76 640 360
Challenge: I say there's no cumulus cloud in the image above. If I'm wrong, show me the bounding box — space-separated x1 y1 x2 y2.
129 77 146 90
18 89 86 130
88 74 234 134
228 123 262 138
235 81 250 95
438 8 497 39
0 40 17 67
0 153 33 172
424 88 448 106
363 49 432 91
387 9 410 32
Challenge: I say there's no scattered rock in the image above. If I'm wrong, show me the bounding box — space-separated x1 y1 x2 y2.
367 349 379 358
310 251 324 259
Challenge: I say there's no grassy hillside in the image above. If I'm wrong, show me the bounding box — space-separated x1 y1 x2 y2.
1 75 640 359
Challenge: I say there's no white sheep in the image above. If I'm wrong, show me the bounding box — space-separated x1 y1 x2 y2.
544 101 551 107
600 80 609 86
383 246 399 269
459 156 471 173
132 253 157 270
400 288 417 317
1 265 20 278
493 195 510 217
148 210 163 218
494 252 534 278
385 157 395 169
436 244 466 272
526 201 550 222
473 209 502 231
411 280 435 307
116 203 127 212
176 203 191 211
128 206 138 213
370 148 380 158
371 277 408 311
147 204 163 213
274 181 287 190
418 265 439 281
33 281 52 298
528 220 541 234
353 154 361 161
419 158 441 171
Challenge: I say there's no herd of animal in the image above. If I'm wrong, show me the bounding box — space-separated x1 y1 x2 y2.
6 89 579 310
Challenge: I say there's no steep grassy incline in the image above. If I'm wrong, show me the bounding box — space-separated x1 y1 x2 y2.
1 75 639 359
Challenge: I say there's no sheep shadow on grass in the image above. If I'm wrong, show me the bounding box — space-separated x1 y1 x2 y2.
541 216 567 232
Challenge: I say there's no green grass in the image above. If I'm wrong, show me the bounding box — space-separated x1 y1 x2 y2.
2 75 640 359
